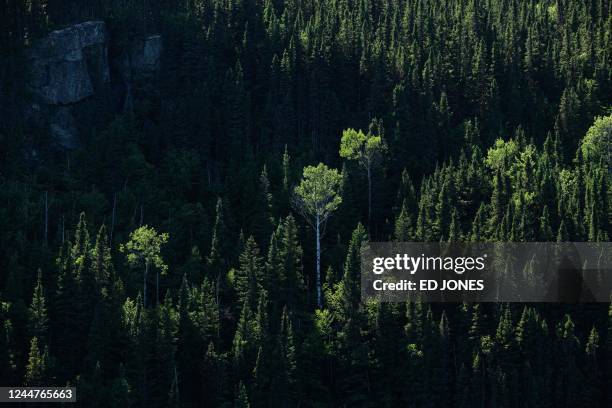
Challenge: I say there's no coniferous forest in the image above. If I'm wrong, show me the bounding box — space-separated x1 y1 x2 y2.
1 0 611 406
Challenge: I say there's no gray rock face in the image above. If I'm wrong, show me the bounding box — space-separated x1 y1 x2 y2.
49 107 79 149
129 35 162 74
26 21 162 149
28 21 109 105
118 35 163 111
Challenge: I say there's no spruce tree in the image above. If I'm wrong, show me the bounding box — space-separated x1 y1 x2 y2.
24 336 48 385
278 215 304 312
539 206 554 241
208 198 231 307
235 381 250 408
235 236 265 310
27 270 48 343
394 199 414 241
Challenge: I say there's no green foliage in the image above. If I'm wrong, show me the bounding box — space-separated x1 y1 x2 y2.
295 163 343 307
27 270 48 342
120 226 169 274
234 236 265 309
25 337 48 385
486 139 519 175
294 163 342 224
235 381 250 408
120 225 168 306
340 127 386 167
394 199 414 241
340 122 387 223
581 114 611 165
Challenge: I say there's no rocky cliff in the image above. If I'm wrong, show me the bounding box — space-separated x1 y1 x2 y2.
27 21 162 149
28 21 109 105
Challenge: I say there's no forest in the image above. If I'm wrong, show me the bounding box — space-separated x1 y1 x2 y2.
0 0 611 406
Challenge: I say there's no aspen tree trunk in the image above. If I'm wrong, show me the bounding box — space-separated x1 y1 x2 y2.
367 165 372 226
144 260 149 306
316 215 321 308
216 271 222 339
44 191 48 246
110 193 117 246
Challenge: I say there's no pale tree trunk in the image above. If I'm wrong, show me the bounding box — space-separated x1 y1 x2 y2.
216 271 221 339
316 215 321 308
216 272 221 306
44 191 48 246
367 165 372 227
110 192 117 246
144 260 149 306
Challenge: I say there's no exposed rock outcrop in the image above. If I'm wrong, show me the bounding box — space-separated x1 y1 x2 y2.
28 21 109 105
117 34 163 111
128 35 162 75
26 21 162 149
49 107 79 149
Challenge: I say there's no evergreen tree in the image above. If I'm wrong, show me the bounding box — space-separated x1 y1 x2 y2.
539 206 554 241
27 270 48 343
0 300 16 384
278 215 305 312
208 198 231 307
233 300 256 383
24 337 48 385
92 225 113 286
235 381 250 408
235 236 264 309
394 199 414 241
582 326 601 405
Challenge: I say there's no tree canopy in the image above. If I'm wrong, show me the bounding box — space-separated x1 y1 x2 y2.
0 0 610 406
